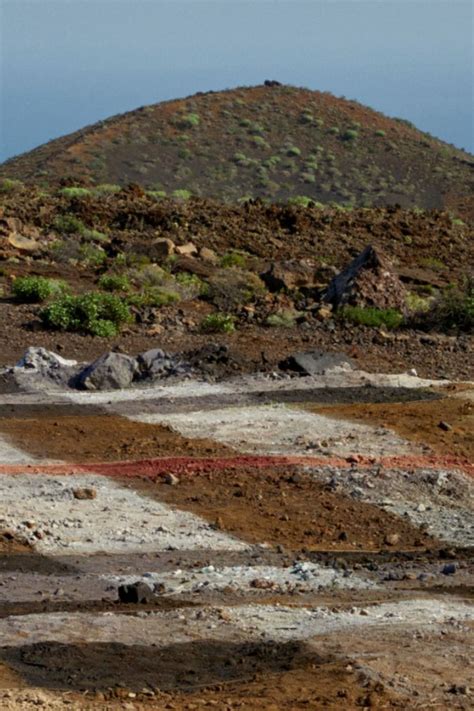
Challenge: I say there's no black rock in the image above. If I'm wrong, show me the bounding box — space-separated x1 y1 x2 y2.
118 581 154 604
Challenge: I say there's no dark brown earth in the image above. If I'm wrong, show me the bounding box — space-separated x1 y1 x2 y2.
0 414 233 462
0 186 472 380
0 303 473 380
0 641 406 708
133 467 434 552
1 84 473 216
308 393 474 461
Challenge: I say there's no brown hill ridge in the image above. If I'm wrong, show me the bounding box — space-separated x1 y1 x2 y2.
1 84 473 215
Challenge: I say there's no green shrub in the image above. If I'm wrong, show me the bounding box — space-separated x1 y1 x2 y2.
375 129 386 137
0 178 23 193
83 229 109 243
286 146 301 157
130 264 172 288
266 309 300 327
178 113 200 129
40 292 132 336
98 274 131 293
251 135 269 148
60 187 92 199
424 279 474 331
220 250 248 269
339 306 403 329
53 214 87 235
200 313 235 333
128 287 180 308
93 184 122 195
233 152 247 164
328 127 339 135
171 189 192 200
79 245 107 267
288 196 313 207
12 276 68 303
175 271 208 297
341 129 359 141
146 190 167 200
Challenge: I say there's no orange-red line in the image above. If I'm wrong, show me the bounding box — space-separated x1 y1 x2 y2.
0 454 472 477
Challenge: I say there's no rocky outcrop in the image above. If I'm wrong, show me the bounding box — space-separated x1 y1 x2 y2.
77 352 139 390
137 348 189 381
261 260 320 292
280 350 353 376
324 245 408 312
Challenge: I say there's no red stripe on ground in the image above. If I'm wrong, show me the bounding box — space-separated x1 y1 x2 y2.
0 454 472 477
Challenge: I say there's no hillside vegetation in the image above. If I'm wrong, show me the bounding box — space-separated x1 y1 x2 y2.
1 85 473 216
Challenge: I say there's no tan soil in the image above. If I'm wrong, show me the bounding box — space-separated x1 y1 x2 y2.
306 395 474 461
0 414 233 462
133 467 435 552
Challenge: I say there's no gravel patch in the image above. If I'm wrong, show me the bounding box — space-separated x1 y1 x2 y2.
130 403 421 458
307 466 474 547
0 474 248 555
0 599 471 648
106 560 375 596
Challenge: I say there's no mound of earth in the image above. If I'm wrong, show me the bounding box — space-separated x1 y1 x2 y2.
1 84 473 215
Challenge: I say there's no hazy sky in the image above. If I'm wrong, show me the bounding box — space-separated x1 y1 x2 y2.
0 0 472 162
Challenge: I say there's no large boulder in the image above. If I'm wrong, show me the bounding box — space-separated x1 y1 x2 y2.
137 348 189 380
77 351 139 390
118 581 154 604
261 260 320 292
324 245 408 312
280 350 353 376
16 347 78 373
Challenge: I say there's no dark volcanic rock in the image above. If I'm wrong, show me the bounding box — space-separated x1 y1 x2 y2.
137 348 189 380
118 581 154 604
280 350 353 375
77 351 139 390
324 245 408 313
261 260 319 292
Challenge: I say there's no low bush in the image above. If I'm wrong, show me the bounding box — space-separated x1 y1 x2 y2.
220 250 248 269
98 274 131 293
93 184 122 195
12 276 68 303
422 279 473 331
0 178 22 192
79 245 107 267
177 113 200 129
83 229 109 243
339 306 403 330
130 264 172 288
266 309 301 327
171 189 192 200
128 287 180 308
175 272 208 297
59 187 91 199
286 146 301 157
341 129 359 142
200 312 235 333
40 292 132 336
53 214 87 235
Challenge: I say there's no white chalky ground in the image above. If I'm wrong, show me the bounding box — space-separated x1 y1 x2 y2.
129 403 421 457
0 599 472 648
0 474 248 555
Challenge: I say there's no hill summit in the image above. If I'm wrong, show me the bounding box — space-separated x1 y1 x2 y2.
1 84 473 212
